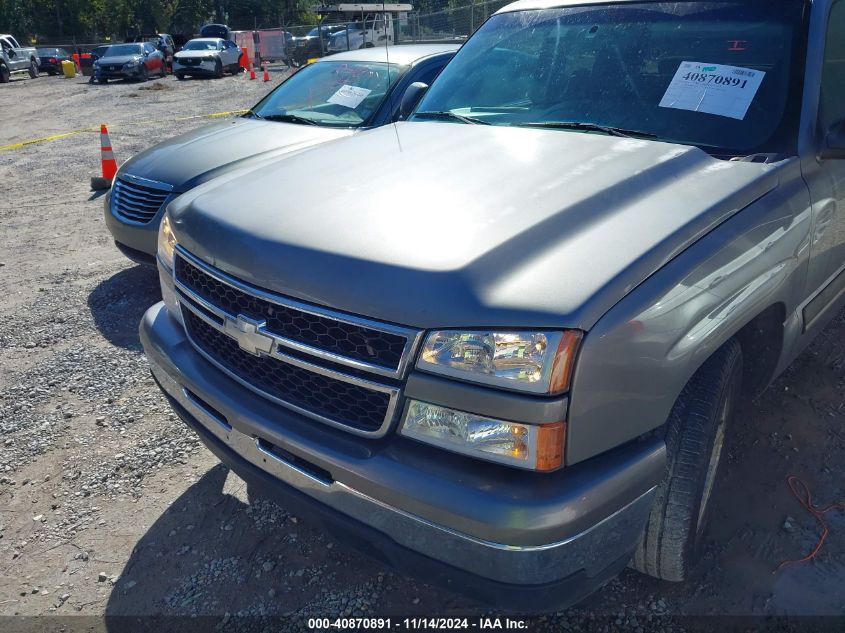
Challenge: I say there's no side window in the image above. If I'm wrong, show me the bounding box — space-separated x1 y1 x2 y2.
9 37 20 48
410 60 449 87
0 38 10 52
820 1 845 132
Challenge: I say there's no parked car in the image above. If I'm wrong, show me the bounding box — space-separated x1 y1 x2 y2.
0 34 39 82
143 0 845 612
173 38 241 79
79 44 110 76
200 24 232 41
289 24 347 65
126 34 176 64
104 44 457 265
35 46 72 74
93 42 166 83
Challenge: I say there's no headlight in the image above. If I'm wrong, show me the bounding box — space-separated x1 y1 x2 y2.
123 60 139 69
157 214 177 271
159 266 184 327
400 400 564 470
416 330 581 394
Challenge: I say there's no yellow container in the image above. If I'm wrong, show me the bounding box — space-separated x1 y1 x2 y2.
61 59 76 78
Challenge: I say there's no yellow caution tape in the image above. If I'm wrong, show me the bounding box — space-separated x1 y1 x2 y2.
0 109 248 152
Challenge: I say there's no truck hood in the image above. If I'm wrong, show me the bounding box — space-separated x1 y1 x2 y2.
119 118 352 193
170 122 780 330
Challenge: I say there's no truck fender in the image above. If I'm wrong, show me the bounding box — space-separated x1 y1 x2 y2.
565 160 813 465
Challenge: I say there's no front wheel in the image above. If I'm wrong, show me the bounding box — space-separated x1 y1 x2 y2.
28 60 39 78
139 65 149 82
1 63 11 83
214 59 223 78
175 73 186 80
631 338 743 581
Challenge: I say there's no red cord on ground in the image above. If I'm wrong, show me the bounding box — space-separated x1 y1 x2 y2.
773 475 845 574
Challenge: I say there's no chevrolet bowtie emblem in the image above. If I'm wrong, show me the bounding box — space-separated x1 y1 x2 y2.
223 314 274 357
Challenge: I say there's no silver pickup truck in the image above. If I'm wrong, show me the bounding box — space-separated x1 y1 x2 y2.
0 34 39 82
141 0 845 610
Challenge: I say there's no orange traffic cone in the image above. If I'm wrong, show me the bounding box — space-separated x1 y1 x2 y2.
262 64 270 82
91 124 118 190
249 66 256 80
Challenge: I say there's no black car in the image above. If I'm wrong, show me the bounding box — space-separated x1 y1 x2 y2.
289 24 348 65
35 47 71 74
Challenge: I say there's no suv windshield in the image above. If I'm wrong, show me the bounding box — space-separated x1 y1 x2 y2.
250 60 406 127
184 40 218 51
105 44 144 57
414 0 808 156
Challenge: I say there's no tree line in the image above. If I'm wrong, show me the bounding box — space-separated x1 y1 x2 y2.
0 0 323 42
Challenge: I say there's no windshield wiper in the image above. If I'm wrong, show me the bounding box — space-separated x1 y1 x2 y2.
414 111 491 125
259 113 320 126
244 109 262 119
515 121 657 139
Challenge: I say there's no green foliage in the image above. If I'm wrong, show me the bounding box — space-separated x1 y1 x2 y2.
0 0 467 40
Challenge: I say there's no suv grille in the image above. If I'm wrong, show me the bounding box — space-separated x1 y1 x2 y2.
111 178 171 224
173 250 420 436
175 256 408 371
184 311 391 432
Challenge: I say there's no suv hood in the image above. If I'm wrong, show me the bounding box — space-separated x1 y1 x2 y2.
174 50 218 60
169 122 780 330
119 118 352 192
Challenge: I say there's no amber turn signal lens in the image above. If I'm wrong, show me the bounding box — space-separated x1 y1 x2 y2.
535 421 566 471
549 331 582 394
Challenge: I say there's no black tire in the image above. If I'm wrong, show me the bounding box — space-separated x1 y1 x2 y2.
98 77 108 84
176 73 186 81
214 59 223 78
631 338 743 582
28 59 39 78
0 63 10 83
139 65 149 82
159 63 166 78
47 70 56 76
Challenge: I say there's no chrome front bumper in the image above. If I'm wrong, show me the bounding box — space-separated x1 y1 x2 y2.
141 301 663 589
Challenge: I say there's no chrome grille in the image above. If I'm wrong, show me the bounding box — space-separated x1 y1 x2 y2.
111 177 172 224
173 248 421 437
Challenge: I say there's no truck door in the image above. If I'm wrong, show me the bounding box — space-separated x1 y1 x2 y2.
801 0 845 330
2 36 20 70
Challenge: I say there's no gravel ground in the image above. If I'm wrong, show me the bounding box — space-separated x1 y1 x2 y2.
1 69 844 632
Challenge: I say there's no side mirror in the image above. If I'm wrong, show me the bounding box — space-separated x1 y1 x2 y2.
820 120 845 160
399 82 429 120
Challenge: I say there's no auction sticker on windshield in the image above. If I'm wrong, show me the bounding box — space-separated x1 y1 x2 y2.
659 61 765 120
327 85 372 109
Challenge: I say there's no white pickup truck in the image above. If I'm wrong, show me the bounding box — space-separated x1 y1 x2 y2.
0 34 40 82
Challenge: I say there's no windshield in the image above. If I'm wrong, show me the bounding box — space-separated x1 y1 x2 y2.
414 0 807 156
250 60 406 127
105 44 144 57
184 40 218 51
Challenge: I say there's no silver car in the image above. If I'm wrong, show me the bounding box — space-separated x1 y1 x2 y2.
104 44 458 265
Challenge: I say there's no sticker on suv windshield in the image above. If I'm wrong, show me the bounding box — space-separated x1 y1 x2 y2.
327 84 372 109
659 61 765 120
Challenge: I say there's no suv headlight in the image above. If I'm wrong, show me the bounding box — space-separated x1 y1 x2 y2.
400 401 565 470
157 214 177 271
416 330 582 394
